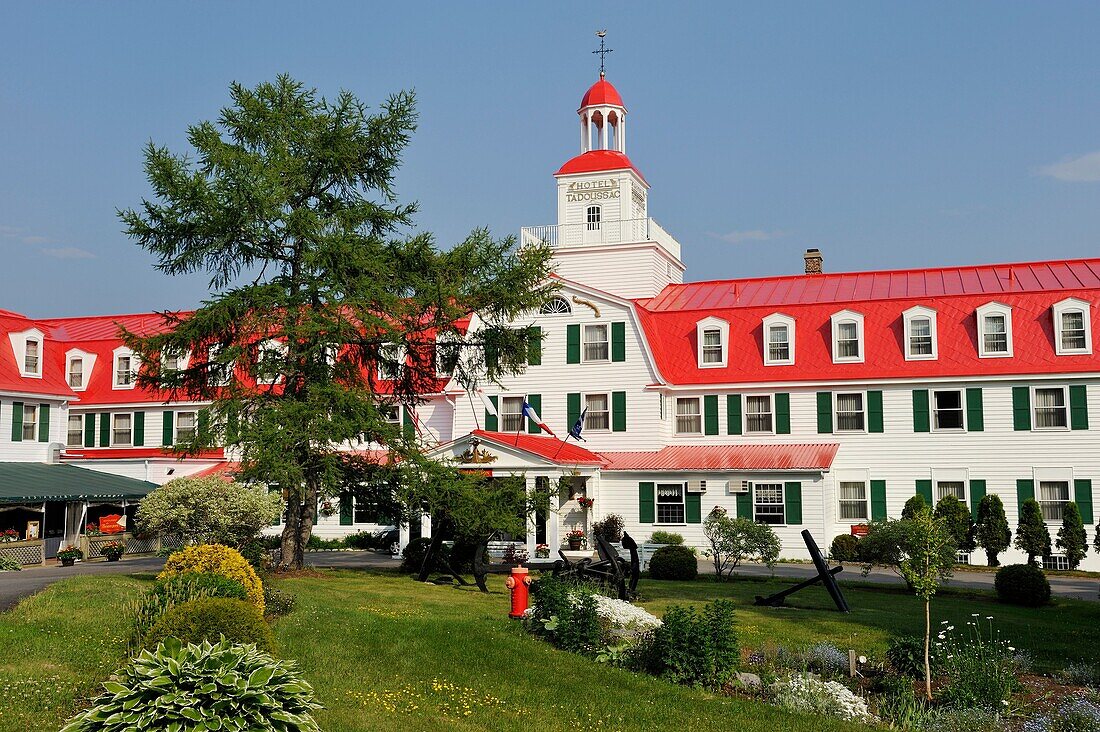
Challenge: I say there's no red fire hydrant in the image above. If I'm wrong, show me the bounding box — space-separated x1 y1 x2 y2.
505 566 533 619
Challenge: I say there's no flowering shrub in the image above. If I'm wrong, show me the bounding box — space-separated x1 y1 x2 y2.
802 643 849 678
1 528 20 543
159 544 264 612
922 706 1007 732
771 673 876 724
101 541 125 560
1023 696 1100 732
589 594 661 634
1058 662 1100 688
576 496 594 509
534 543 550 558
641 600 739 688
57 545 84 561
933 615 1020 709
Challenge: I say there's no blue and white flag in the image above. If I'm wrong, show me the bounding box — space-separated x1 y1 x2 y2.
569 407 588 441
522 400 555 437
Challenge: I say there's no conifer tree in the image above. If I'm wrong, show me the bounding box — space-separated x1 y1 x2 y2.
933 495 977 554
1056 501 1088 570
902 493 927 520
974 493 1011 566
119 76 555 568
1014 498 1051 566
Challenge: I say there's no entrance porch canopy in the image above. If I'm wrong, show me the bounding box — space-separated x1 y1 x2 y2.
0 463 157 503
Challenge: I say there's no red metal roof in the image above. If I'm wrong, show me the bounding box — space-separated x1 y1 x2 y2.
471 430 606 465
579 77 624 109
555 150 647 184
61 448 225 460
601 444 839 471
0 311 78 398
190 461 239 480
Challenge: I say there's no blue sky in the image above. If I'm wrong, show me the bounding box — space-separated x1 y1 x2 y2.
2 2 1100 317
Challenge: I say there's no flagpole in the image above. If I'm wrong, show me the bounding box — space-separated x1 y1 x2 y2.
552 431 572 460
467 390 481 431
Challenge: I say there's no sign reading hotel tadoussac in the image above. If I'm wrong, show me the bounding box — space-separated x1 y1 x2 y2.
566 178 619 202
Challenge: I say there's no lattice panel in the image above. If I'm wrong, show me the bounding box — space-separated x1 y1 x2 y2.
161 536 183 551
125 536 157 555
85 537 113 559
0 542 44 566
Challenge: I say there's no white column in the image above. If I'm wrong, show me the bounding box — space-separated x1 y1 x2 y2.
548 475 561 552
525 476 538 558
600 110 609 150
397 522 410 557
580 115 588 152
619 114 626 153
420 512 432 539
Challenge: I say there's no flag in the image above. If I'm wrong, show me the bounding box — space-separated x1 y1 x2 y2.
522 400 556 437
569 407 588 441
477 388 498 417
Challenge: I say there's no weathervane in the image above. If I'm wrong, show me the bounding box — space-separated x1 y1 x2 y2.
593 30 613 78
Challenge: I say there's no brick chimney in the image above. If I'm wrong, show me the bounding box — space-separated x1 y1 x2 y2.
804 248 823 275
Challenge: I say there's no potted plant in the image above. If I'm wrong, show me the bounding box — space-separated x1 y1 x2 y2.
0 529 20 543
57 545 83 567
566 528 586 551
101 541 125 562
576 496 594 509
535 543 551 559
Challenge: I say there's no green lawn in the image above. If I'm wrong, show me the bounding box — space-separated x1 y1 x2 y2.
2 568 1097 732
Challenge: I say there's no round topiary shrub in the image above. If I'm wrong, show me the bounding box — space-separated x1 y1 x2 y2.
143 597 274 652
648 544 698 581
60 637 320 732
829 534 861 563
995 563 1051 607
401 536 433 573
159 544 264 612
127 572 251 651
648 530 684 545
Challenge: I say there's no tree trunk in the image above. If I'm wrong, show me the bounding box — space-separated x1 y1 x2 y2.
417 527 445 582
280 478 318 570
923 598 932 701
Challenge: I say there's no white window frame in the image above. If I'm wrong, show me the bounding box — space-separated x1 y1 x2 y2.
255 339 286 385
68 356 84 389
9 329 46 379
744 394 775 435
837 479 870 522
66 413 84 447
435 336 460 378
930 468 969 505
1053 298 1092 356
762 313 795 366
830 310 864 364
376 343 405 380
931 389 966 432
499 396 525 433
24 338 41 377
753 482 786 525
583 392 611 432
112 347 136 390
380 404 402 426
207 344 234 387
1033 468 1073 524
581 323 609 363
695 316 729 369
111 412 134 446
175 410 198 443
1032 385 1069 431
674 397 702 435
585 204 602 231
903 306 938 361
21 404 38 441
655 483 686 525
539 296 572 315
834 391 867 433
161 349 189 374
64 348 95 392
976 302 1013 358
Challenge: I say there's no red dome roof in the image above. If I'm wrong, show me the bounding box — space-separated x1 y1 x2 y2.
554 149 647 184
580 77 624 109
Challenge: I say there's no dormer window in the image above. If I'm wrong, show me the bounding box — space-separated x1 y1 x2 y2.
977 302 1013 358
830 310 864 364
903 306 938 360
694 317 728 368
68 357 84 388
65 348 94 391
377 343 405 379
24 339 40 375
255 340 285 385
762 313 795 366
586 205 602 231
113 350 136 389
1053 298 1092 355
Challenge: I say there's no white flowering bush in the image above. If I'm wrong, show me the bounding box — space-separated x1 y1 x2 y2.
771 673 877 724
933 615 1020 708
588 594 662 634
1023 696 1100 732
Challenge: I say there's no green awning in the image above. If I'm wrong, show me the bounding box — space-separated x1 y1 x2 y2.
0 463 157 503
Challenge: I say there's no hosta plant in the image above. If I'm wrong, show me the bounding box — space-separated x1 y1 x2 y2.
60 637 321 732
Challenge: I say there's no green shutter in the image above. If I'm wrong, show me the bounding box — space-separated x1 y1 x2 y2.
969 480 986 520
775 392 791 434
484 341 498 370
916 479 933 505
736 489 752 520
611 391 626 432
37 404 50 443
99 412 110 447
966 388 984 432
484 396 498 432
726 394 742 435
527 394 542 434
83 413 95 447
868 390 884 433
639 482 655 524
912 390 930 433
198 409 210 440
816 392 833 434
611 321 626 362
1070 385 1089 430
871 480 888 520
162 410 174 446
704 395 719 435
1016 479 1035 505
784 481 802 525
402 406 415 437
133 411 145 447
566 324 580 364
10 402 22 442
686 492 702 524
1074 479 1093 524
1012 387 1031 431
339 493 353 526
567 392 581 431
527 326 542 366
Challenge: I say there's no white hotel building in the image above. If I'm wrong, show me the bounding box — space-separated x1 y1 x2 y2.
1 72 1098 570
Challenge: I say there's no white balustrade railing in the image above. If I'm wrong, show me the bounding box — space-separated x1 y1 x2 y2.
520 217 680 258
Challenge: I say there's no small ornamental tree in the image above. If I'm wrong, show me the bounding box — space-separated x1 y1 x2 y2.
136 477 281 548
701 507 780 581
974 493 1011 566
861 506 956 701
1015 498 1052 566
1055 501 1088 570
934 495 977 554
902 493 927 520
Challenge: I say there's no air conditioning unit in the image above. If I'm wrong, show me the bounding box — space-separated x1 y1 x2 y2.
687 479 707 493
727 479 751 495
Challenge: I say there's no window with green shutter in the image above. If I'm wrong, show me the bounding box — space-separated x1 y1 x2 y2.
736 490 752 519
567 392 581 431
527 394 542 434
916 479 932 506
704 395 719 435
611 321 626 362
868 391 884 433
566 324 580 364
484 396 498 432
965 388 984 431
10 402 23 442
162 410 174 446
775 392 791 434
784 482 803 525
527 326 542 366
1016 479 1035 505
133 411 145 447
99 412 110 447
339 493 354 526
686 492 702 524
726 394 742 435
969 479 986 520
84 413 96 447
639 482 655 523
1074 479 1093 524
402 406 415 438
1070 385 1089 430
816 392 833 433
912 390 930 432
871 480 887 520
37 404 50 443
611 391 626 432
1012 387 1031 431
